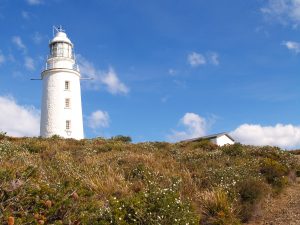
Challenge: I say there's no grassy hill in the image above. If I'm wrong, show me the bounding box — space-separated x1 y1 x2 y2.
0 135 299 225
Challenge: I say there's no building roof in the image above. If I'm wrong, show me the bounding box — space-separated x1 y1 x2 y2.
182 132 235 143
50 31 73 46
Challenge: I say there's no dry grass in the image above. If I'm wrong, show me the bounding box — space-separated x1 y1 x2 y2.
0 137 299 224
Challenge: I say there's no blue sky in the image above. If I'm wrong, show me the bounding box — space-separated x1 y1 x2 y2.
1 0 300 149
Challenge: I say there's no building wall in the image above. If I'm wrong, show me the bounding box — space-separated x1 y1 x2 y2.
40 69 84 139
215 135 235 146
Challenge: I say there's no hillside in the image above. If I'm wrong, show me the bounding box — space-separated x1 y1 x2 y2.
247 159 300 225
0 136 299 225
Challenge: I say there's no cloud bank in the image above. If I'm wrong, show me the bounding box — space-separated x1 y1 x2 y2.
0 96 40 137
168 112 300 149
231 123 300 149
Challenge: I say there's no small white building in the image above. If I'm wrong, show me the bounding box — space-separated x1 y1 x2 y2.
184 132 235 146
40 26 84 139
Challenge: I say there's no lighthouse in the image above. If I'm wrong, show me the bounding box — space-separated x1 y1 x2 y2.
40 26 84 139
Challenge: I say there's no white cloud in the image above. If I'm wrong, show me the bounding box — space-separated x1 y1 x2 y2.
87 110 110 130
230 123 300 149
24 56 35 71
12 36 26 52
261 0 300 25
208 52 220 65
168 113 207 141
187 52 206 67
26 0 42 5
282 40 300 53
0 96 40 137
187 52 220 67
102 67 129 94
77 54 129 95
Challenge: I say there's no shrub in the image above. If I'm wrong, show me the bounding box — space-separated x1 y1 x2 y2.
50 134 63 140
238 179 265 204
22 140 48 153
190 139 218 151
94 143 113 153
221 143 244 157
151 141 171 150
237 179 267 222
251 146 283 160
110 135 132 143
200 189 240 225
260 158 289 190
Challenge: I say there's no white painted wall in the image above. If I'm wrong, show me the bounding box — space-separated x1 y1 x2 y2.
40 31 84 139
215 135 235 146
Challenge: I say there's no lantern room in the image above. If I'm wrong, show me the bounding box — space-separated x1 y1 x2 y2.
49 27 74 59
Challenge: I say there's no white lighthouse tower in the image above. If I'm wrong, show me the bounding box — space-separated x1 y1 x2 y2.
40 26 84 139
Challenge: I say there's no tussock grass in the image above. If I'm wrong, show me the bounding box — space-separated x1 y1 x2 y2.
0 137 299 224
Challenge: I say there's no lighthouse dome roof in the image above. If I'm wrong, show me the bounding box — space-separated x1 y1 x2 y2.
50 31 73 46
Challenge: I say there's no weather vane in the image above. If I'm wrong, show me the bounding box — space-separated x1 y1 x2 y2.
52 25 65 36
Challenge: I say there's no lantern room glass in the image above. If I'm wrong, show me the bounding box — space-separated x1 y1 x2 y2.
51 42 72 58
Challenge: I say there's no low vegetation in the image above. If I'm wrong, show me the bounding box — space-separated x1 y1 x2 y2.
0 136 299 224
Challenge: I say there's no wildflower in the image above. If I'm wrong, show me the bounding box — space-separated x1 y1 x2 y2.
71 191 79 200
8 216 14 225
45 200 52 208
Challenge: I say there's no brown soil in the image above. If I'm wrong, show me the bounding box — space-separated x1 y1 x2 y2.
246 155 300 225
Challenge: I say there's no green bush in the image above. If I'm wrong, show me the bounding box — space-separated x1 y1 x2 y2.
221 143 244 156
22 140 48 153
238 179 265 204
50 134 63 140
190 139 218 151
95 143 113 153
110 135 132 143
251 146 283 160
237 179 267 222
260 158 289 190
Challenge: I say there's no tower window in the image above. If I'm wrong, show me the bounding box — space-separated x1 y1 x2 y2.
65 81 70 90
65 98 70 108
66 120 71 130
